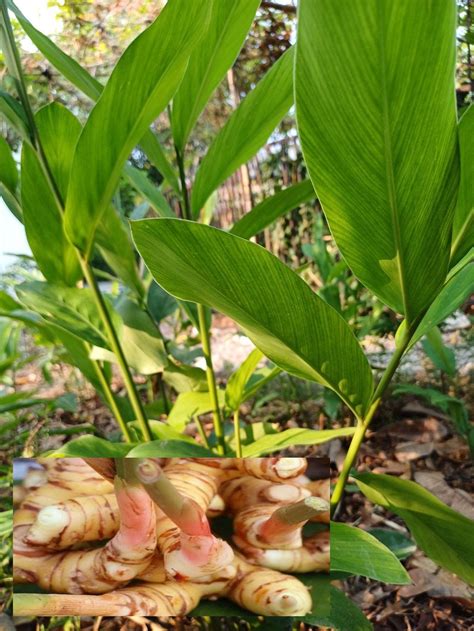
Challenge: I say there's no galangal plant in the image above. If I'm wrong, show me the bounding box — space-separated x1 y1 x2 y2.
0 0 473 627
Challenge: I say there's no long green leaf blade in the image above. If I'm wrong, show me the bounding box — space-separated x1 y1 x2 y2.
172 0 259 150
242 427 356 457
64 0 209 254
296 0 458 323
0 135 18 193
132 219 374 417
21 103 81 285
191 46 295 216
354 472 474 585
451 104 473 266
330 522 410 584
230 179 315 239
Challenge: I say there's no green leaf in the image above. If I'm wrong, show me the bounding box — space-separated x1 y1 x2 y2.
242 427 356 457
90 297 167 374
354 472 474 585
21 103 81 285
95 204 144 298
299 574 372 631
400 260 474 348
331 522 410 584
16 282 117 349
0 182 22 221
48 436 133 458
367 528 416 561
241 364 281 402
0 88 29 140
191 46 295 215
167 389 226 432
129 420 194 443
171 0 259 150
162 362 207 393
296 0 458 323
230 180 315 239
0 135 18 193
147 281 178 322
125 166 174 218
64 0 209 255
422 326 456 377
126 440 215 458
225 348 263 410
451 104 473 266
132 219 374 417
9 1 180 194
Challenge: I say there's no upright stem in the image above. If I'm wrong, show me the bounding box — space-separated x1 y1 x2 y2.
90 359 132 442
233 409 242 458
81 260 152 442
175 144 225 454
197 303 225 455
330 329 414 516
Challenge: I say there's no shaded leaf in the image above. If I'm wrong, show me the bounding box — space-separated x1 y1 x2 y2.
21 103 81 285
331 522 410 583
296 0 458 323
48 436 133 458
125 165 174 218
126 440 215 458
90 297 167 374
368 528 416 561
451 104 473 265
191 46 295 215
147 281 178 322
64 0 209 254
230 180 315 239
422 327 456 377
16 281 117 349
172 0 259 150
132 219 373 417
242 427 356 457
0 135 18 193
354 472 474 585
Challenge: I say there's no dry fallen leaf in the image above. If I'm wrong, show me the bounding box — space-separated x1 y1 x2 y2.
414 471 474 520
395 440 435 463
399 567 474 603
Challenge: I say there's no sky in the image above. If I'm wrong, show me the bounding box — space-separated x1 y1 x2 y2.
0 0 58 272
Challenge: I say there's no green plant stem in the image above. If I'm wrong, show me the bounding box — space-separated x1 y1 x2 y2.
197 303 225 455
175 145 192 220
330 330 413 517
193 415 210 450
81 260 152 442
233 408 242 458
91 359 132 442
174 142 224 454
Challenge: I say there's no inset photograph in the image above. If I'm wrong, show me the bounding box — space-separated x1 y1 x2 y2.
13 457 329 617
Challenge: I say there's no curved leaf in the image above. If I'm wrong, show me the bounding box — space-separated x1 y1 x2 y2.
191 46 295 215
48 436 133 458
126 440 215 458
225 348 263 409
230 179 315 239
132 219 374 417
296 0 458 323
451 104 474 265
331 522 410 584
21 103 81 285
64 0 209 255
242 427 356 457
16 281 118 349
167 390 226 432
9 0 180 194
354 472 474 585
172 0 259 150
0 135 17 193
398 259 474 348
